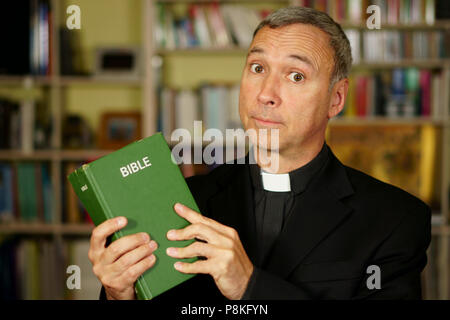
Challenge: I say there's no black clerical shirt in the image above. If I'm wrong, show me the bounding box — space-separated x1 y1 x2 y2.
242 142 330 299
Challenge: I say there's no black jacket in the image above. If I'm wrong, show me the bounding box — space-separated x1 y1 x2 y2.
101 147 431 300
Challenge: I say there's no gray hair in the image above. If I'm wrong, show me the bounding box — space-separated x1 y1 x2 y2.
253 6 353 89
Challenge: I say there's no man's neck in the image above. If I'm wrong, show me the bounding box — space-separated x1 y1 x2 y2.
254 139 325 174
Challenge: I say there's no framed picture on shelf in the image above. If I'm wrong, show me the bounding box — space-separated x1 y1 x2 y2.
98 111 142 150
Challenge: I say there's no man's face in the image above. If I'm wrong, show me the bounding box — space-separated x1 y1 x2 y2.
239 23 338 156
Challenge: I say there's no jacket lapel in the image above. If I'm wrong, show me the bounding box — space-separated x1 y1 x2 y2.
203 149 354 278
265 150 355 278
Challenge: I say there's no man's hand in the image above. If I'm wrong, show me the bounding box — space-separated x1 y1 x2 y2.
88 217 158 300
166 203 254 300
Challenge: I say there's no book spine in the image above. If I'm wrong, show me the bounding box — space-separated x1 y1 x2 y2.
68 166 153 300
68 166 110 227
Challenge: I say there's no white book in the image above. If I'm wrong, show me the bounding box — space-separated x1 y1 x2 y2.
164 10 176 49
175 89 200 140
348 0 362 24
344 29 360 64
201 85 213 130
193 6 212 47
206 5 231 48
20 99 35 155
161 87 175 140
227 84 241 129
222 5 253 48
425 0 435 25
216 86 228 133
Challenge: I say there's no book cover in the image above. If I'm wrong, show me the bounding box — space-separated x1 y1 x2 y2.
17 163 38 222
68 132 199 300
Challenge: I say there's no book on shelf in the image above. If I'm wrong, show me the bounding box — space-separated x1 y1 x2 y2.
0 0 52 76
0 237 96 300
64 162 92 224
158 83 242 142
362 30 448 62
295 0 443 24
68 133 200 300
0 97 52 152
0 162 52 224
155 3 271 49
341 68 445 118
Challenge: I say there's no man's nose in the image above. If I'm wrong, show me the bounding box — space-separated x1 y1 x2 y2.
256 74 281 107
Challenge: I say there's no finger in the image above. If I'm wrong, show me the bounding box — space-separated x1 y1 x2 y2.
90 217 127 253
167 222 223 244
103 232 151 265
166 241 215 259
174 260 210 275
120 255 157 284
113 240 158 271
173 203 204 224
174 203 233 236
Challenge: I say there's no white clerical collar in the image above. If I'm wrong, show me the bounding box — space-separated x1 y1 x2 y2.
260 169 291 192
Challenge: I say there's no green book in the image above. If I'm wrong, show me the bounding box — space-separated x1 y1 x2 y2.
67 132 199 300
17 163 38 222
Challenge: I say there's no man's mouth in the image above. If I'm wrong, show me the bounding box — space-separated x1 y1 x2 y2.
252 116 282 127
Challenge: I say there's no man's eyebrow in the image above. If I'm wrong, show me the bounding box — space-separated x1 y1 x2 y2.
247 47 316 70
287 54 315 70
247 47 264 58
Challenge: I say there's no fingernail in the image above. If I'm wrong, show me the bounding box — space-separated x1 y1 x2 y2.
148 254 155 262
141 233 149 241
174 262 182 270
166 247 176 255
116 217 126 227
174 203 183 211
167 230 176 239
149 241 157 250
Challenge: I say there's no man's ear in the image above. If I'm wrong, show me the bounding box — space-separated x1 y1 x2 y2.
327 78 349 119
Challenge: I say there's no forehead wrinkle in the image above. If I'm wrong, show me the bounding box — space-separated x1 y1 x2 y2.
250 25 334 76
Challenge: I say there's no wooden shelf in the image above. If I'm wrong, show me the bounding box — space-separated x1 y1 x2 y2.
0 75 52 86
0 223 94 235
155 48 450 69
329 117 450 126
0 75 143 86
353 59 450 69
0 150 113 161
59 75 143 86
156 47 248 55
432 225 450 236
157 0 290 3
341 21 450 30
59 149 113 161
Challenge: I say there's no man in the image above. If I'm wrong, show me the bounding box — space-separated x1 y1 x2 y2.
90 7 431 300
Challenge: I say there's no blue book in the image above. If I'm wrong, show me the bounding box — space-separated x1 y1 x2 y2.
41 164 52 223
0 164 13 222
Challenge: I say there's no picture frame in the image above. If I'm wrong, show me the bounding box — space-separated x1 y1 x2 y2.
94 47 141 79
98 111 142 150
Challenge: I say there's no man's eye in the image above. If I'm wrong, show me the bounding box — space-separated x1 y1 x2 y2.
288 72 305 82
250 63 264 73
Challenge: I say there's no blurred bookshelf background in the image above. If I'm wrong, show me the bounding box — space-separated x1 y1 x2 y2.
0 0 449 299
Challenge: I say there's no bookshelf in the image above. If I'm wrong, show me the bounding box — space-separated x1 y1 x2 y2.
0 0 449 299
